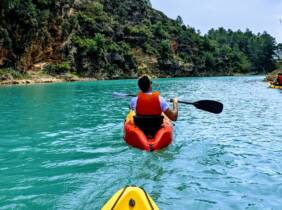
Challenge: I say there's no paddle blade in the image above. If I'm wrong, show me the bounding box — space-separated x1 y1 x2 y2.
112 92 136 98
113 92 128 98
193 100 223 114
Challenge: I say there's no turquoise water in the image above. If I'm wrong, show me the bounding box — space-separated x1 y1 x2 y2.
0 76 281 210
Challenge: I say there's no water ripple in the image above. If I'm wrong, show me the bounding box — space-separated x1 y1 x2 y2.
0 77 282 209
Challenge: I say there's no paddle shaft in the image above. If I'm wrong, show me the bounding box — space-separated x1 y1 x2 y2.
113 92 223 114
170 99 193 105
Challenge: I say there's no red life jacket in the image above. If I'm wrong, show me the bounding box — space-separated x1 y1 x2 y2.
278 74 282 85
136 92 162 116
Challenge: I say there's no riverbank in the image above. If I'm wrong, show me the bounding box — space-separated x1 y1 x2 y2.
0 76 96 86
0 69 265 86
0 70 97 86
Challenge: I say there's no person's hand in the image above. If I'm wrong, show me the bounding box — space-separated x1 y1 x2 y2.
173 97 178 104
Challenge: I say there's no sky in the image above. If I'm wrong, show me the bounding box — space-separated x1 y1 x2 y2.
151 0 282 43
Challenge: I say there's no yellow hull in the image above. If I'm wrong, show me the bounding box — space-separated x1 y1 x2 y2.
101 186 159 210
269 82 282 89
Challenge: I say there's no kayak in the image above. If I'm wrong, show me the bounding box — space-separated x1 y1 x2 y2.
269 82 282 89
124 111 173 151
101 186 159 210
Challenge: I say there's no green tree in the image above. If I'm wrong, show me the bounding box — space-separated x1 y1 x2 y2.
176 16 183 26
159 40 173 60
144 0 152 7
0 0 20 10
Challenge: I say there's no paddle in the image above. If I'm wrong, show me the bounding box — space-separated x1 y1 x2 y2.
113 92 223 114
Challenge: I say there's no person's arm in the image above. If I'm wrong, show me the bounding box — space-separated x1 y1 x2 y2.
164 98 178 121
130 97 137 110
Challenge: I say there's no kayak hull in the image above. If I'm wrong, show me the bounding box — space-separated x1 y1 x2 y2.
101 186 159 210
269 82 282 89
124 111 173 151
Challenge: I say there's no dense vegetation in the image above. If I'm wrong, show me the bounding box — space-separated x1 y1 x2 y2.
0 0 280 80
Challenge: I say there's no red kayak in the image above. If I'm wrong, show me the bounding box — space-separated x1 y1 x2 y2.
124 111 173 151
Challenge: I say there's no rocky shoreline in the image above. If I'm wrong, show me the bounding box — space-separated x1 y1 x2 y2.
0 70 266 87
0 73 96 86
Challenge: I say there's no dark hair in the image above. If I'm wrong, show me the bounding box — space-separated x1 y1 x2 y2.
138 75 151 92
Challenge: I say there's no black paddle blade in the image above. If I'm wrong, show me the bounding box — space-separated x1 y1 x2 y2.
193 100 223 114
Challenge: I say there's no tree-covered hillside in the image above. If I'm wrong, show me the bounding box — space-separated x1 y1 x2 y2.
0 0 279 80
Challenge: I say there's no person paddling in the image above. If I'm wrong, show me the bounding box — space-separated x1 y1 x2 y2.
130 75 178 121
274 73 282 86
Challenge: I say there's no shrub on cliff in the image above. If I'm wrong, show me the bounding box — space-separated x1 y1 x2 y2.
43 62 72 76
71 34 136 77
0 68 28 80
